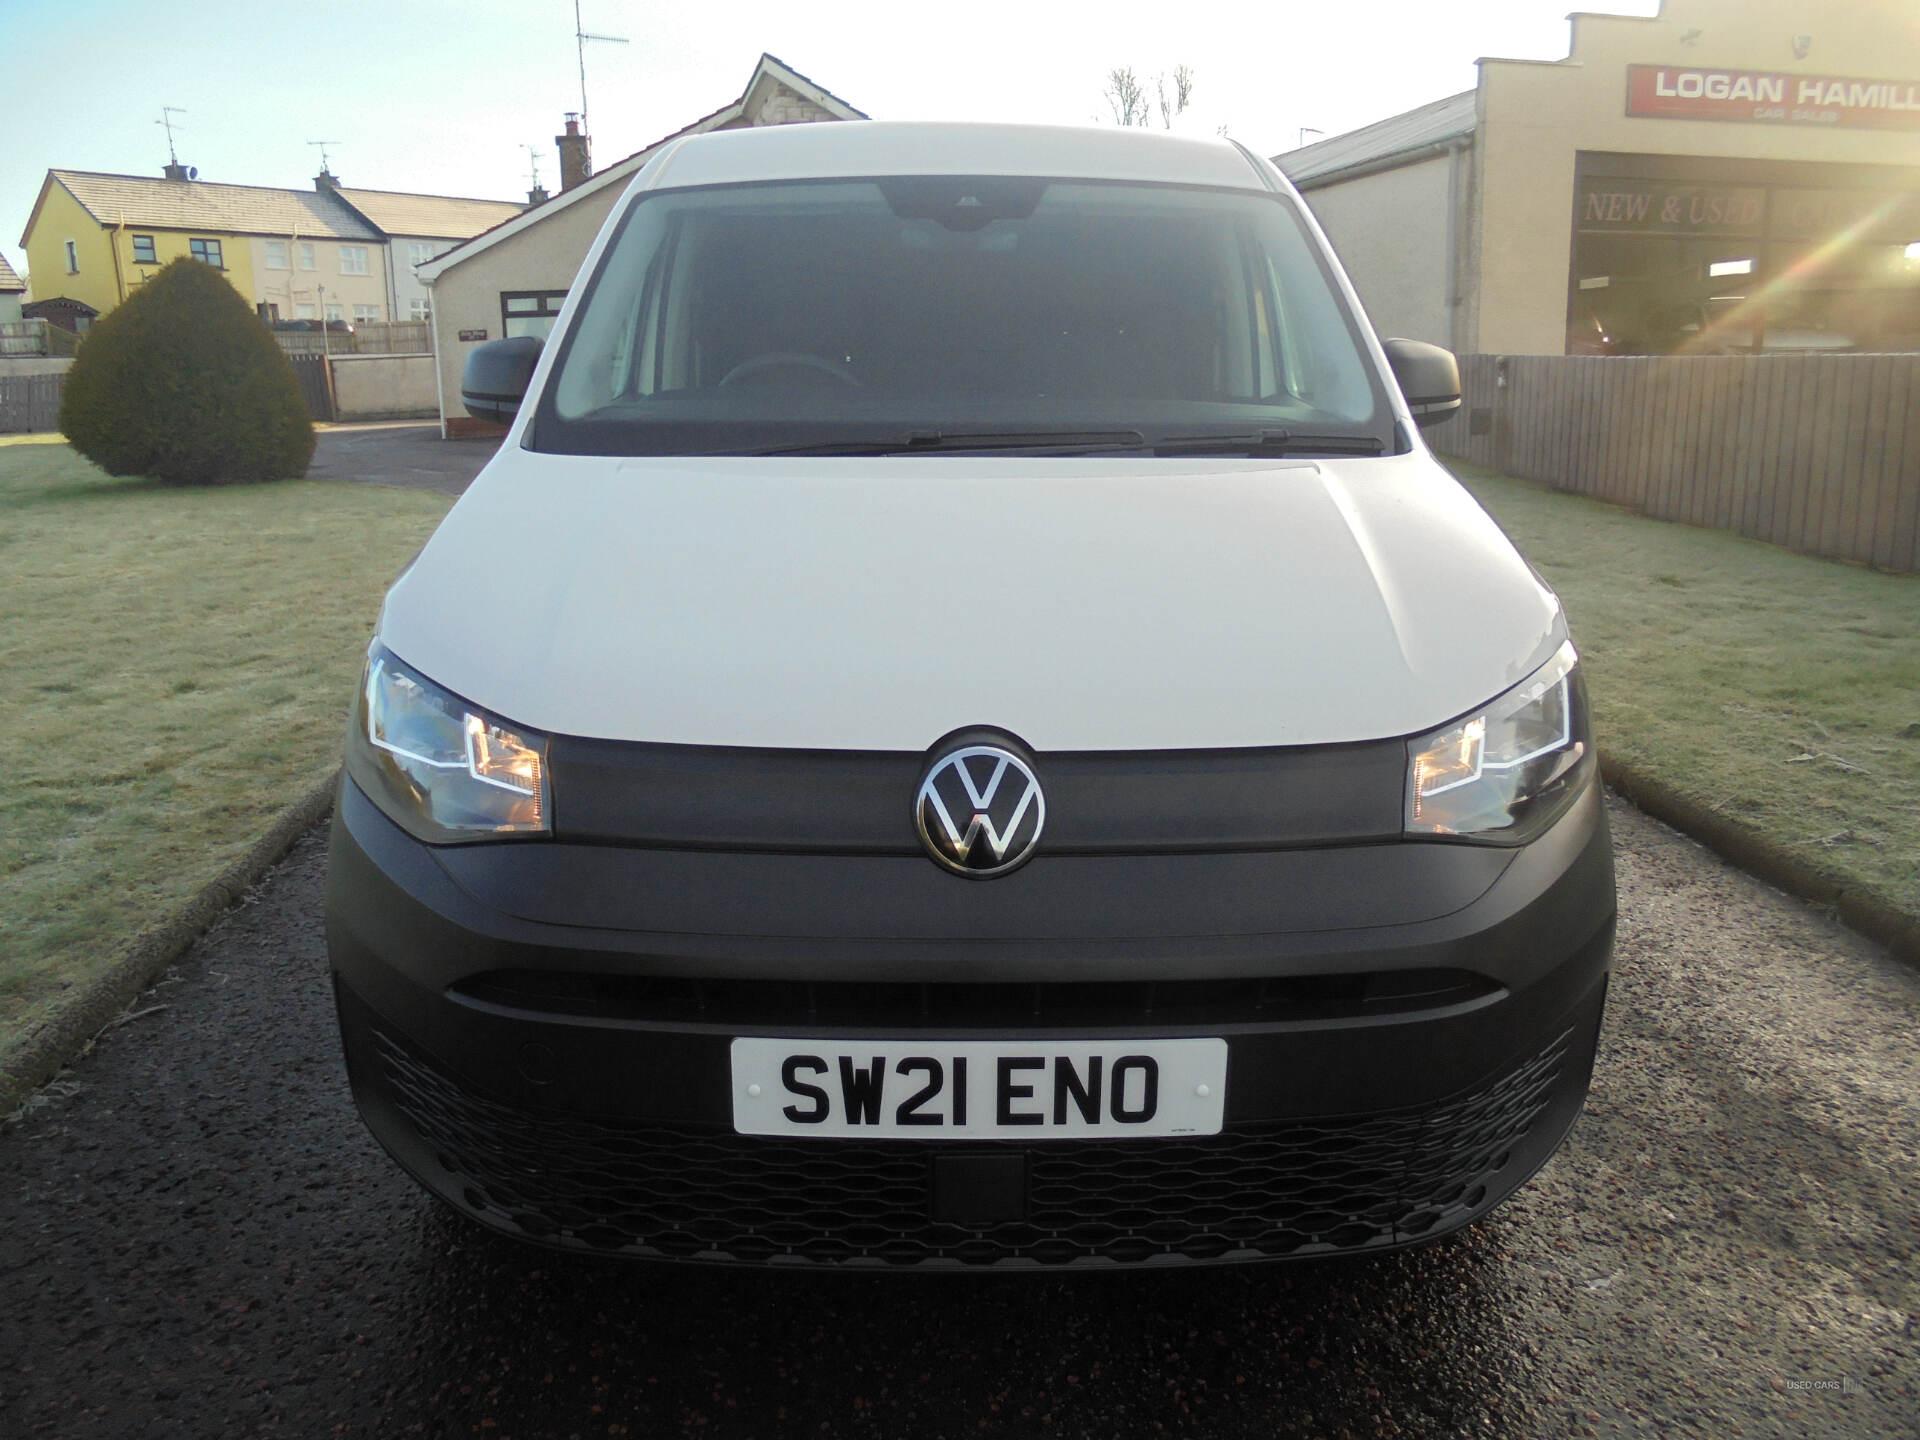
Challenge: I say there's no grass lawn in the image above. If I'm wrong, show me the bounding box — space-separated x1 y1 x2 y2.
0 440 450 1055
1449 459 1920 922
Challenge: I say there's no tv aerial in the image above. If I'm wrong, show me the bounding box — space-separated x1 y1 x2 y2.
157 106 188 167
573 0 629 140
308 139 343 173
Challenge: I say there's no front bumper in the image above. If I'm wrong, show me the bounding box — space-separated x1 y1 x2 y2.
326 773 1615 1269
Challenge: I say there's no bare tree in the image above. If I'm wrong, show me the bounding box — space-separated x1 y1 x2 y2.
1104 67 1151 127
1157 65 1195 129
1105 64 1195 128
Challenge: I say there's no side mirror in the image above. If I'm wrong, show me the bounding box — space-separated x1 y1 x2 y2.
461 335 543 425
1382 338 1462 428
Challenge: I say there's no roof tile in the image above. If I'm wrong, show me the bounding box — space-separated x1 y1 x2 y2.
1273 92 1476 187
334 187 523 239
52 170 382 239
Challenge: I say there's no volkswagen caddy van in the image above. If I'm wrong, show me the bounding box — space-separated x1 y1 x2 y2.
325 121 1615 1269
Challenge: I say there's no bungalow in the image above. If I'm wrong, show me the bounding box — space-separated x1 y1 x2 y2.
417 53 867 434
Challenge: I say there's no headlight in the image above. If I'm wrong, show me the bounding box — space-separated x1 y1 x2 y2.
346 644 549 842
1406 640 1591 844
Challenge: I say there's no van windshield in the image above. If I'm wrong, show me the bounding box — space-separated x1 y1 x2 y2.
535 177 1390 456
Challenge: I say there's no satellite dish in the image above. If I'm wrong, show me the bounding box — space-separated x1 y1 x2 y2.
188 166 198 180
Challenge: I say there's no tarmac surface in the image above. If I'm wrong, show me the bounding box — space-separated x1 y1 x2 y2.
304 421 499 496
2 796 1915 1438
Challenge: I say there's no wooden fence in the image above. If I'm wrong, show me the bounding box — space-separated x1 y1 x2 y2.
0 372 66 433
272 320 431 357
1427 353 1920 573
1 319 80 358
1 358 337 430
286 356 336 421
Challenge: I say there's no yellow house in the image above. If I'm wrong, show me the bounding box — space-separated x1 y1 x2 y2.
21 165 384 323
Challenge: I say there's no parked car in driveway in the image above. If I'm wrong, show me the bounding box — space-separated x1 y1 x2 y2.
325 120 1616 1269
270 318 355 335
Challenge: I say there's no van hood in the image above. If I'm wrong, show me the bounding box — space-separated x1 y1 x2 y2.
378 449 1564 752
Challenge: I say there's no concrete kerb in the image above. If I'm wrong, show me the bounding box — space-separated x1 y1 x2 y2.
0 770 339 1118
1600 755 1920 966
3 750 1916 1118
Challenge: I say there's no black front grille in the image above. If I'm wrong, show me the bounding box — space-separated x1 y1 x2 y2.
450 968 1502 1030
374 1025 1570 1268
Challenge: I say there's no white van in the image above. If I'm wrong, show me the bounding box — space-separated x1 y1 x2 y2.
326 122 1615 1269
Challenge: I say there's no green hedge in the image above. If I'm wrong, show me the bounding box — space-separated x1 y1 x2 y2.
59 257 315 484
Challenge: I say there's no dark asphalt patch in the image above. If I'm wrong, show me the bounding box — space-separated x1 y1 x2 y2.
305 423 498 497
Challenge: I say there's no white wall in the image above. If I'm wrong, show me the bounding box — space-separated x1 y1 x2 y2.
427 190 623 430
389 236 456 323
330 353 437 419
0 355 73 377
1302 153 1458 350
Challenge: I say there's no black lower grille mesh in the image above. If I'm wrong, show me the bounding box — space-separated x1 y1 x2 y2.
375 1028 1570 1268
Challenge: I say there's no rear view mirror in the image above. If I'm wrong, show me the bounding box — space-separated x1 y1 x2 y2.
1383 339 1462 428
461 336 544 425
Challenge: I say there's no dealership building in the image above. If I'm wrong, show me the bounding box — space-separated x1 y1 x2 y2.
1275 0 1920 356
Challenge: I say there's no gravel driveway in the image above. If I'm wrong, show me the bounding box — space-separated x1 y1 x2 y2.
1 797 1914 1438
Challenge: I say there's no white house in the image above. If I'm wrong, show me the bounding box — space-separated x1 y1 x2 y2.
418 53 867 434
0 250 24 323
331 187 525 323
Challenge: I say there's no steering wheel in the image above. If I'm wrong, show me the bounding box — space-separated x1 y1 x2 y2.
718 352 862 388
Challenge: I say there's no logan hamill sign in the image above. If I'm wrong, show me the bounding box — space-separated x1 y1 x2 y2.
1627 65 1920 131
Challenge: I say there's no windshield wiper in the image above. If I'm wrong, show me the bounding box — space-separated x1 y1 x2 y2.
740 429 1147 457
715 426 1384 458
1152 428 1386 457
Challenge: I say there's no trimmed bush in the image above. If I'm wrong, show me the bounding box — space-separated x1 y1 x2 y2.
59 257 315 484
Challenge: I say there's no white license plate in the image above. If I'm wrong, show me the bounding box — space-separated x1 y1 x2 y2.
730 1038 1227 1139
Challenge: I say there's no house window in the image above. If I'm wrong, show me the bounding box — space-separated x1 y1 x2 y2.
298 242 316 271
65 240 78 273
353 303 380 324
408 298 431 321
325 303 345 323
339 245 369 276
408 241 436 267
501 290 568 340
189 237 224 268
295 303 316 320
264 240 289 270
131 235 157 265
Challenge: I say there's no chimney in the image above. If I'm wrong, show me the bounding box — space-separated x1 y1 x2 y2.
163 161 192 182
557 114 591 191
528 182 550 205
315 169 338 195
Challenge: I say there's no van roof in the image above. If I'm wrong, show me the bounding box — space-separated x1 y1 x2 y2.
645 121 1274 194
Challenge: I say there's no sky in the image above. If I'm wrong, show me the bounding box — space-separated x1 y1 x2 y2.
3 0 1663 290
